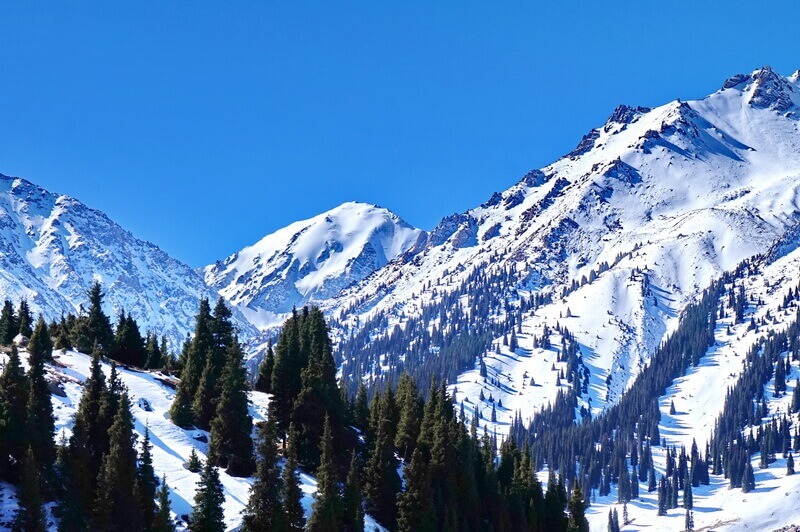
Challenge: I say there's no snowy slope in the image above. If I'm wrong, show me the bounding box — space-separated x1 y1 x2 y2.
0 174 257 349
0 347 385 531
329 66 800 418
203 201 424 329
583 230 800 531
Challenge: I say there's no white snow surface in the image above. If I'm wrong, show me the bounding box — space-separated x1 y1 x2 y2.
0 174 257 350
203 201 423 329
328 66 800 416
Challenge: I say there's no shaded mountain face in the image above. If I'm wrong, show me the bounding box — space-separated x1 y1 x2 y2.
202 201 424 330
324 66 800 417
0 174 256 349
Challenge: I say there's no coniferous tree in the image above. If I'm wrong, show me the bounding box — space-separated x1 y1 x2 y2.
788 452 795 475
567 482 589 532
187 447 203 473
28 316 53 363
282 424 306 532
254 342 274 393
139 427 158 530
353 383 369 430
0 299 17 344
152 475 176 532
93 393 143 531
14 447 47 532
394 374 421 462
397 446 434 532
170 298 214 428
271 309 304 434
685 508 694 532
342 450 364 532
78 282 114 355
363 399 401 529
193 299 235 429
17 299 33 339
308 415 343 532
62 350 106 532
0 345 30 480
242 415 283 531
208 337 254 477
607 508 619 532
27 328 56 477
741 460 755 493
190 461 225 532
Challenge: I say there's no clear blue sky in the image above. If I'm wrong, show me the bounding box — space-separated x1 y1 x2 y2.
1 2 798 267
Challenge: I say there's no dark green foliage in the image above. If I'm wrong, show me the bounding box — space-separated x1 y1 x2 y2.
607 508 620 532
113 310 147 367
363 394 401 529
0 299 17 344
741 460 755 493
28 316 53 363
342 450 364 532
788 452 795 475
208 338 254 477
187 448 203 473
308 415 343 532
397 446 434 532
92 393 143 531
170 298 213 428
17 299 33 339
153 475 176 532
1 345 30 480
271 308 305 434
190 461 226 532
282 424 306 531
242 416 284 531
27 328 56 476
75 282 115 356
139 428 158 530
193 298 235 430
567 483 589 532
254 342 274 393
14 448 47 532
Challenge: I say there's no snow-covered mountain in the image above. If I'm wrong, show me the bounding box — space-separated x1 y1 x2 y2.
327 66 800 416
0 173 257 348
203 201 424 329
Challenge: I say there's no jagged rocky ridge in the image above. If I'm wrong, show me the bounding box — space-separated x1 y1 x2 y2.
0 173 257 349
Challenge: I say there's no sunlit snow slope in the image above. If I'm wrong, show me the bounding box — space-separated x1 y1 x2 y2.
330 66 800 420
203 201 424 329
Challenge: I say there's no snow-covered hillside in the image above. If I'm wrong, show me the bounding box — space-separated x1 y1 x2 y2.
0 174 257 349
203 201 424 330
328 66 800 418
0 347 385 531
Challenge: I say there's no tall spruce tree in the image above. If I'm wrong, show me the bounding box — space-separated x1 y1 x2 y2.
242 415 284 531
254 341 274 393
14 447 47 532
153 475 176 532
397 446 434 532
307 415 343 532
193 299 235 429
394 374 421 462
208 337 254 477
0 299 17 344
0 345 30 480
271 309 304 434
342 450 364 532
17 299 33 338
567 483 589 532
190 461 226 532
92 393 143 531
170 298 214 428
282 424 306 532
139 427 158 530
28 316 53 363
27 330 56 479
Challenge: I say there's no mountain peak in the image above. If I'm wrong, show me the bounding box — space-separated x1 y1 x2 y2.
204 202 424 327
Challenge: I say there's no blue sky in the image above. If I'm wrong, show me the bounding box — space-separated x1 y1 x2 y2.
1 2 798 266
